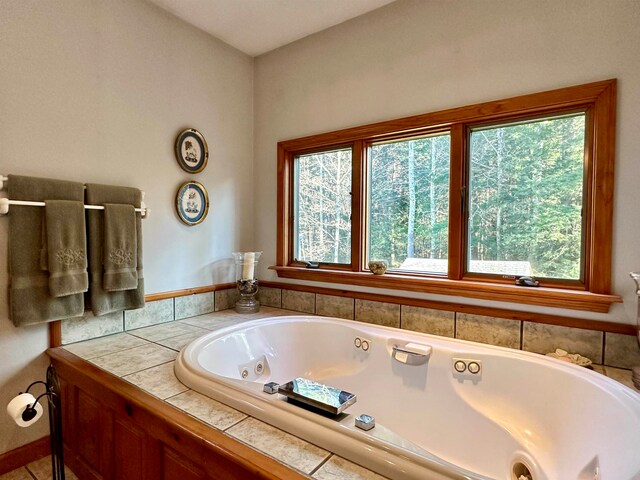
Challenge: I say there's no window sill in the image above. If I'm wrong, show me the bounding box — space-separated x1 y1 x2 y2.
270 266 621 313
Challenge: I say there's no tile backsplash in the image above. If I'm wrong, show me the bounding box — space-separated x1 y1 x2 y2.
60 285 640 371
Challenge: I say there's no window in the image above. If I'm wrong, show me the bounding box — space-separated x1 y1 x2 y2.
293 147 352 265
368 134 450 274
276 80 619 312
467 113 586 281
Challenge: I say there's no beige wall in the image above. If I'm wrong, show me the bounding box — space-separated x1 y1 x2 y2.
254 0 640 325
2 0 640 458
0 0 253 453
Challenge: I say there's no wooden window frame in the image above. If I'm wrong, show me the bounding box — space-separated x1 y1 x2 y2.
275 80 621 312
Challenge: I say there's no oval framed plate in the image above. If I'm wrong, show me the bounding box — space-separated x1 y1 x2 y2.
176 181 209 226
175 128 209 173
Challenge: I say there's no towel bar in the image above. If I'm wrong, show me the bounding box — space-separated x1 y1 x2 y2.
0 197 150 217
0 175 149 218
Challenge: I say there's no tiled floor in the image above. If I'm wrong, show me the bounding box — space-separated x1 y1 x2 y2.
31 306 639 480
0 456 77 480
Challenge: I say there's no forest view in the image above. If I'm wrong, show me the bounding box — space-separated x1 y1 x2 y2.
294 113 586 280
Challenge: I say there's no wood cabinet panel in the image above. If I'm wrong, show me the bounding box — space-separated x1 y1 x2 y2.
162 447 207 480
49 347 306 480
114 419 146 480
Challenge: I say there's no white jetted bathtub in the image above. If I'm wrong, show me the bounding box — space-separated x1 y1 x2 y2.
174 316 640 480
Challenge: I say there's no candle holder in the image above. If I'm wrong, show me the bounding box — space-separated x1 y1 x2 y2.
232 252 262 313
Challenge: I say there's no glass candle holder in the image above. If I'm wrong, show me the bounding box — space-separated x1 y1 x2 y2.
232 252 262 313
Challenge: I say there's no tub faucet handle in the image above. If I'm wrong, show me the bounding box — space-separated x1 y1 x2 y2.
263 382 279 394
355 414 375 431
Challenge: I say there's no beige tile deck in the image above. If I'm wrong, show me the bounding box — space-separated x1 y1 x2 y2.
63 332 149 360
123 361 189 399
89 343 177 376
128 321 208 342
166 389 247 430
313 455 388 480
227 417 330 474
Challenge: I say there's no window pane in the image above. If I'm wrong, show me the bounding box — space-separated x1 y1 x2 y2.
368 134 450 274
468 114 586 280
294 148 352 264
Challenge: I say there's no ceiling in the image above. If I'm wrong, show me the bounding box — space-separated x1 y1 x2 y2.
146 0 396 57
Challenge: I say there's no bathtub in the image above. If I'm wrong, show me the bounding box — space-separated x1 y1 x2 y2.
174 316 640 480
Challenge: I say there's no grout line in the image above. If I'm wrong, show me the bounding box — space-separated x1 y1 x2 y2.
222 415 250 432
172 297 176 321
66 339 152 361
453 312 457 338
164 388 192 402
308 453 333 476
121 359 175 379
519 321 524 350
24 466 38 480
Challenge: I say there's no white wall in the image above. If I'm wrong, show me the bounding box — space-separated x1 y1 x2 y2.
254 0 640 325
0 0 253 453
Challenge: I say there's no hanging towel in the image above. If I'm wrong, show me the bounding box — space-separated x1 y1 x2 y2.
103 203 138 291
8 175 85 326
45 200 89 297
86 183 144 316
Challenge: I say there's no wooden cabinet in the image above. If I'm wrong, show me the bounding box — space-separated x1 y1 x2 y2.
49 348 305 480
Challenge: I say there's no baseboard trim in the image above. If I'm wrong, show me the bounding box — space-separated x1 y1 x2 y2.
0 436 50 475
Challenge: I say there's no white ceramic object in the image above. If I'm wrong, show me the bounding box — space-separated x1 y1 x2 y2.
175 316 640 480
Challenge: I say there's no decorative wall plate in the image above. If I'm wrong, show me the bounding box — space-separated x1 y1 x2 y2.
176 181 209 226
175 128 209 173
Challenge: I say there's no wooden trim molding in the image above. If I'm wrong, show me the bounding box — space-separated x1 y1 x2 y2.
144 282 236 302
261 279 633 336
0 436 50 475
276 80 618 311
271 266 621 314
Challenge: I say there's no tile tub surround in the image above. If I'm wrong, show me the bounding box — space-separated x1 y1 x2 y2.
61 310 389 480
124 297 174 329
214 287 240 311
58 281 640 370
355 299 400 328
455 313 521 349
256 284 640 369
282 289 316 313
316 294 355 320
400 305 454 338
175 291 215 319
257 285 283 308
60 310 124 344
522 322 604 364
604 332 640 369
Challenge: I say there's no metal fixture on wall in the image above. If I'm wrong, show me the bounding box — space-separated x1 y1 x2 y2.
6 365 65 480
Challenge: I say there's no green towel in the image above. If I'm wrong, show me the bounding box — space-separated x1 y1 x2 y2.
86 183 145 316
8 175 85 326
45 200 89 297
103 203 138 291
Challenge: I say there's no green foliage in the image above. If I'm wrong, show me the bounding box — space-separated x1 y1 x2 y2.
294 148 352 263
369 134 450 270
468 114 585 279
293 114 586 280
